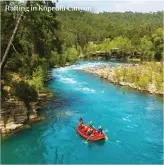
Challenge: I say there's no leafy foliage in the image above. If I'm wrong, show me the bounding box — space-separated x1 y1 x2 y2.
28 66 46 92
1 1 63 101
113 63 163 93
13 81 38 110
58 11 163 61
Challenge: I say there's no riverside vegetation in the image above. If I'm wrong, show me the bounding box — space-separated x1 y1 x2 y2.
1 1 80 136
1 1 163 135
83 62 163 95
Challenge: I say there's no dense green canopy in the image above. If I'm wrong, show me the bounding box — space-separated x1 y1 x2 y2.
1 1 62 104
57 10 163 60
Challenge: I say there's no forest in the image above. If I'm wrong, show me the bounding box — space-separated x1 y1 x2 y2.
57 10 163 61
1 1 163 104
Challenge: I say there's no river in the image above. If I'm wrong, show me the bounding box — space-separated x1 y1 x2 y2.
1 61 163 164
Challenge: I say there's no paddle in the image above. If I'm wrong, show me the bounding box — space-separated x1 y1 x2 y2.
85 134 93 143
92 125 96 129
89 125 109 141
102 131 108 140
105 135 108 140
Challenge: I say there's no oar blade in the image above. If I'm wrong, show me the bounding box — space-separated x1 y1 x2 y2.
84 140 88 144
105 136 108 141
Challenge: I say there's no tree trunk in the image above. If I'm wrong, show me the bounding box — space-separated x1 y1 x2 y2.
0 13 24 76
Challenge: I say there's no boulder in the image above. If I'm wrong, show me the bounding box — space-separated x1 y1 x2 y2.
5 122 23 131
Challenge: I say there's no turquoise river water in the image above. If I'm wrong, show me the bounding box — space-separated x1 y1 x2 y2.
1 61 163 164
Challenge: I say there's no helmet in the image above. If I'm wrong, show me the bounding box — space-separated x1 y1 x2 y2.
99 126 102 128
89 121 92 124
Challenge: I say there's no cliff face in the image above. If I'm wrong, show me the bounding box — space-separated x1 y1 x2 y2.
1 100 28 134
0 93 52 135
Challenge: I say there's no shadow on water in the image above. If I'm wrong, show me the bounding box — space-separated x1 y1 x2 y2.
43 92 83 118
88 139 106 147
77 134 106 147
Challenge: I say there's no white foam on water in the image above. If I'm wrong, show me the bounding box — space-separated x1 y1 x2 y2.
54 61 122 73
70 61 110 70
122 117 131 122
116 140 121 143
59 77 77 84
133 124 138 127
64 111 74 116
83 140 88 144
64 110 79 116
104 129 109 133
79 81 88 85
127 125 133 129
76 87 96 93
56 66 72 72
145 102 157 111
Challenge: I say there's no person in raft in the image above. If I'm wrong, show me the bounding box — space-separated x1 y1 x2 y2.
78 118 83 126
88 121 93 128
98 126 103 134
87 128 94 136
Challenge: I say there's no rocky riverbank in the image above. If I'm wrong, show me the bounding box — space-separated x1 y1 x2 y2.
82 64 163 96
0 92 53 137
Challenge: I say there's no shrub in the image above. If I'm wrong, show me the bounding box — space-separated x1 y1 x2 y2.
66 46 79 63
49 51 60 67
13 81 38 110
136 75 150 89
114 68 121 82
155 73 163 92
28 66 45 92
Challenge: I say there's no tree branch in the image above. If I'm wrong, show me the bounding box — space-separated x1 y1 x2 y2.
0 13 24 77
12 44 19 54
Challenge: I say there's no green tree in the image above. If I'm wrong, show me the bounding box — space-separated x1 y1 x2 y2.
28 66 46 92
152 28 163 61
139 36 154 61
66 46 79 64
13 81 38 110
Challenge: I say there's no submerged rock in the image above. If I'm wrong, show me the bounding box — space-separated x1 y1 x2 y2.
28 116 46 124
5 123 23 131
1 124 31 139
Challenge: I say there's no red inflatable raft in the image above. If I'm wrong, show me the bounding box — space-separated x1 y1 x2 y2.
76 124 105 141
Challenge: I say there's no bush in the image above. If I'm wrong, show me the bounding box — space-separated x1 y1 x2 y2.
13 81 38 109
125 67 137 83
59 54 67 66
59 46 79 66
49 51 60 67
28 66 45 92
114 68 121 82
155 73 163 92
112 63 163 93
66 46 79 63
136 75 150 89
